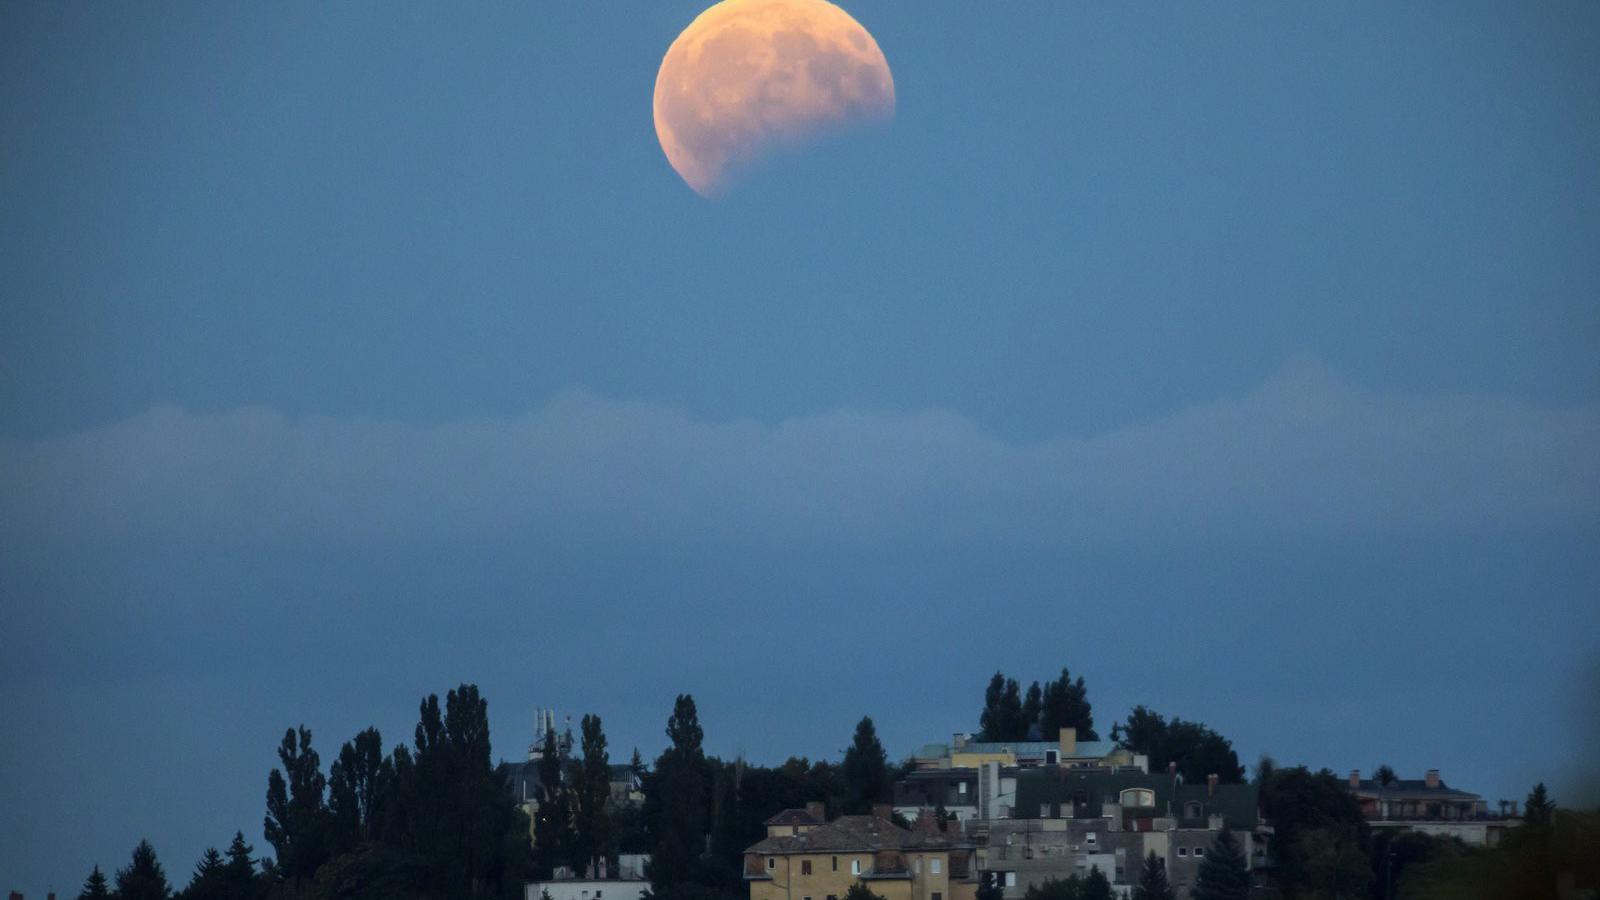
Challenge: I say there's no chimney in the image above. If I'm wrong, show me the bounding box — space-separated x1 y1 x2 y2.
1207 773 1218 797
872 803 893 821
1350 770 1361 789
1425 769 1440 789
953 732 969 751
1058 726 1077 757
806 801 826 821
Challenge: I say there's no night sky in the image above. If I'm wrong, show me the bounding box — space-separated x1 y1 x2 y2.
3 2 1598 895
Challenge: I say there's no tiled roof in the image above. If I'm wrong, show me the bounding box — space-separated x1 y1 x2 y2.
1013 769 1261 830
747 815 973 854
1353 778 1479 800
956 740 1120 759
764 808 825 826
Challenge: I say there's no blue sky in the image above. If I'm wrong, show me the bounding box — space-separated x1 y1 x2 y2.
2 1 1598 894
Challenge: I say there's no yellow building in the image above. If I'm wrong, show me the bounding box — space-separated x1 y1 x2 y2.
745 806 977 900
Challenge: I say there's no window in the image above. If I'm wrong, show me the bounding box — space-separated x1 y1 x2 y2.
959 782 968 796
1120 789 1155 808
1040 804 1050 818
932 893 942 900
1177 848 1188 857
851 859 861 875
931 859 942 875
1004 872 1017 888
1194 848 1205 858
1086 833 1096 846
1185 802 1203 820
768 858 776 870
1045 751 1058 764
802 860 812 875
832 857 838 872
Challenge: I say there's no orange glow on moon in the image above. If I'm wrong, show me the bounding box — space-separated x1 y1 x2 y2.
653 0 895 197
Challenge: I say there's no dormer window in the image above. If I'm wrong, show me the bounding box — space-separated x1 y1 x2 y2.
1185 802 1204 820
1120 789 1154 808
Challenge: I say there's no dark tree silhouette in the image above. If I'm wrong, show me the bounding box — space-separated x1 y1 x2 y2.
115 839 172 900
842 716 891 813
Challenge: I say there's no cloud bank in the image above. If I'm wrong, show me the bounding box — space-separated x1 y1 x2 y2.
3 358 1596 547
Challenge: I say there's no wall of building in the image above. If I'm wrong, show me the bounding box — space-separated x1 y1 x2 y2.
748 853 976 900
525 880 648 900
952 752 1015 769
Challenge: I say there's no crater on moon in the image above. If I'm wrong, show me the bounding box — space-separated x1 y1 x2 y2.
653 0 895 197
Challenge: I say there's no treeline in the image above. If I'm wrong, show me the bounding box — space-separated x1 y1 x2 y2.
77 684 532 900
73 687 903 900
976 669 1098 742
640 698 902 900
977 669 1244 785
73 676 1596 900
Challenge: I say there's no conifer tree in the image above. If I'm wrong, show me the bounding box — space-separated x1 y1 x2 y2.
115 839 172 900
222 831 259 898
184 846 225 897
842 716 890 813
1132 852 1175 900
1192 829 1251 900
78 864 112 900
1080 866 1113 900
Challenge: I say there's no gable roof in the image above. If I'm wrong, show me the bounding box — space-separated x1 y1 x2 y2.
765 808 825 826
747 815 973 854
1352 778 1480 801
1013 769 1260 829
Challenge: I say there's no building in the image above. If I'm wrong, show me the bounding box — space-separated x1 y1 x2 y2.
525 877 648 900
895 730 1148 826
936 768 1270 900
912 729 1147 774
1346 769 1518 846
745 804 979 900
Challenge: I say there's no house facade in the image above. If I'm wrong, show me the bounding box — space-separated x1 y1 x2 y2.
979 769 1268 899
1346 769 1517 846
745 806 979 900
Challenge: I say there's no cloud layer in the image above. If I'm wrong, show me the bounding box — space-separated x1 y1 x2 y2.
3 358 1596 547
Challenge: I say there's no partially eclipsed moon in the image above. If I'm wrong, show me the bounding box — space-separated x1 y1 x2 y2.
653 0 895 197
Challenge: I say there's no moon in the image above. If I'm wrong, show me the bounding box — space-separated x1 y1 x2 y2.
653 0 895 197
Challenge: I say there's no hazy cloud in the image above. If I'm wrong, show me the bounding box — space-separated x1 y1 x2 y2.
3 358 1596 547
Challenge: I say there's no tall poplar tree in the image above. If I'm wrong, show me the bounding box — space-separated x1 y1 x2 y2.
573 713 613 876
1039 668 1097 741
263 725 329 884
647 694 708 891
533 726 573 878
